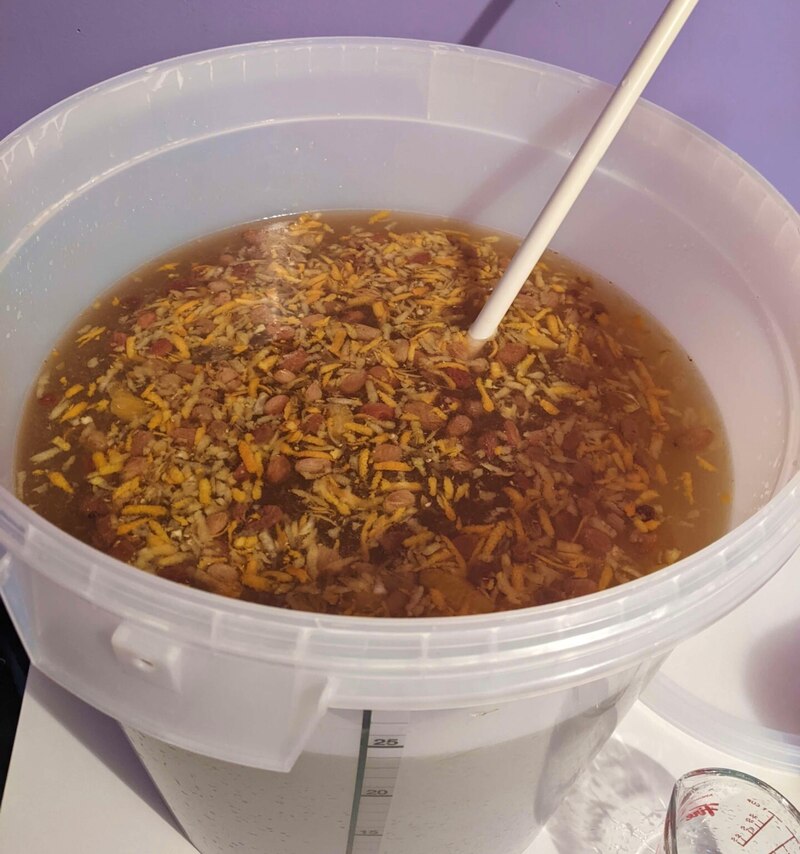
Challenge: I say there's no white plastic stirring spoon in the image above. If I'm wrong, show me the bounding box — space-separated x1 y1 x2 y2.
466 0 700 349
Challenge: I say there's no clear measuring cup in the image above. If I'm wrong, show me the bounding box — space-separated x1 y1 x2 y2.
544 744 800 854
661 768 800 853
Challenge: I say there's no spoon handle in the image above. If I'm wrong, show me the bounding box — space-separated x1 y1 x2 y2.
467 0 700 344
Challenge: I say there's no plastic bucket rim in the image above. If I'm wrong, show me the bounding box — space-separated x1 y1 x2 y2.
1 36 799 672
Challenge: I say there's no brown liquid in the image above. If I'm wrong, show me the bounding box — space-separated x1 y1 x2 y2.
15 211 731 616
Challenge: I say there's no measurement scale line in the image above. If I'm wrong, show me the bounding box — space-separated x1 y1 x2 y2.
348 710 411 853
743 813 775 846
345 710 373 854
767 834 797 854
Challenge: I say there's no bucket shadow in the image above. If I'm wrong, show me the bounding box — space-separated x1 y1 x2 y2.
744 617 800 738
546 738 673 854
30 671 183 836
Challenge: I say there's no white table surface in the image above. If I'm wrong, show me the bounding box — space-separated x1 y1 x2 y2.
1 668 798 854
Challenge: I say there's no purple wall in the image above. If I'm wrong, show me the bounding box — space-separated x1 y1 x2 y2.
2 0 798 207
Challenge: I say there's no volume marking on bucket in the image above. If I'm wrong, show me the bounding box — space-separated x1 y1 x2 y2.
347 711 411 854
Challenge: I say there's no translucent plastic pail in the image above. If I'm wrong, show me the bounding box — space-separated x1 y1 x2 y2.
1 38 799 854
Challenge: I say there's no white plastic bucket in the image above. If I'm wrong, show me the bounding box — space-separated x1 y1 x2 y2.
1 38 799 854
